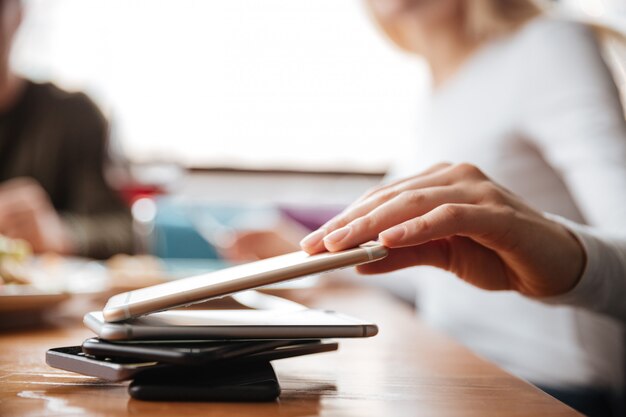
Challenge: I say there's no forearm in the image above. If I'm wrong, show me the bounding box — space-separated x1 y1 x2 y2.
541 214 626 323
63 212 134 259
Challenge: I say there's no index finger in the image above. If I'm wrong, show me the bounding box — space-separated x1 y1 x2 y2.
300 163 453 254
321 185 473 252
324 162 453 231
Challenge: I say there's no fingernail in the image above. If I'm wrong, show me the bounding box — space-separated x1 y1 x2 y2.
300 229 326 248
380 225 405 243
323 227 351 244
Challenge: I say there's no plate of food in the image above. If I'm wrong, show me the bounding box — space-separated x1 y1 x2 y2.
0 235 71 317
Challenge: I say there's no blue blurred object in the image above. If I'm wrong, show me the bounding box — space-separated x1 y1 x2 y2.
151 197 280 259
151 198 217 259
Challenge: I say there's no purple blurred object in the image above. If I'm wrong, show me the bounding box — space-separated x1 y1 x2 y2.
279 205 345 231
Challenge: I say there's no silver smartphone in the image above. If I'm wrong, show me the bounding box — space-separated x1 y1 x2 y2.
102 242 387 322
84 309 378 341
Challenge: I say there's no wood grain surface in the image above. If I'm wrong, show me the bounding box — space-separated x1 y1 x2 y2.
0 287 581 417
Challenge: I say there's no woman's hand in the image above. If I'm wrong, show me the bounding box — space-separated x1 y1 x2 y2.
300 163 585 298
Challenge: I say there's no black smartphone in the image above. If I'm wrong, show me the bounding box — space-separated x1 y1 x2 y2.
81 338 293 365
128 361 280 402
46 346 168 382
46 341 338 382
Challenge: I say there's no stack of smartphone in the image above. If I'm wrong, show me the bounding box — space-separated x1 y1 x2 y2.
46 244 387 401
47 338 339 401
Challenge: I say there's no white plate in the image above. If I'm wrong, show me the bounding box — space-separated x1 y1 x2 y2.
0 286 70 313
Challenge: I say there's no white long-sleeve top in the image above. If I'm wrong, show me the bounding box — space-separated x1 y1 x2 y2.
543 216 626 323
386 16 626 391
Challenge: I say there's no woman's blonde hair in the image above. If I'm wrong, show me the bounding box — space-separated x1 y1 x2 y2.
585 24 626 113
367 0 542 51
464 0 542 40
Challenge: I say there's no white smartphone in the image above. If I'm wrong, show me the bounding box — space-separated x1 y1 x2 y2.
84 309 379 341
102 242 387 322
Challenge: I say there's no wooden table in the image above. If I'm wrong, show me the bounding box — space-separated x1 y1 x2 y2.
0 287 580 417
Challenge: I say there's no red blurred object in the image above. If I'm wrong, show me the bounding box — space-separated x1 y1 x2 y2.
119 184 166 206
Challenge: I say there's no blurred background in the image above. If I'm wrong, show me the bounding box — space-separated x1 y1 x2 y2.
2 0 626 274
13 0 426 173
3 4 626 415
14 0 622 173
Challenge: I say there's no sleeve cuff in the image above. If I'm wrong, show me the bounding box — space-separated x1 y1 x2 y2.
538 213 626 322
539 214 604 307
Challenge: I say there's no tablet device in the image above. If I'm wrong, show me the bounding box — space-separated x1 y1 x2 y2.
81 338 293 365
102 242 387 322
46 341 338 382
84 309 378 341
128 361 280 402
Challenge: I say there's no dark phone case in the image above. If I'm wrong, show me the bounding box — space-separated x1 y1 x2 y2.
81 338 296 365
46 341 338 382
128 361 280 402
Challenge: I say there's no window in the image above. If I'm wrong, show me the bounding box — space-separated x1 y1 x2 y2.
14 1 624 172
13 0 427 172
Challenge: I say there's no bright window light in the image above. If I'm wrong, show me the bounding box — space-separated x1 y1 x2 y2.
13 0 428 172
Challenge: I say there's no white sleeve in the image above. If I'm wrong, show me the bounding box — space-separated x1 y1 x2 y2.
541 215 626 323
518 20 626 234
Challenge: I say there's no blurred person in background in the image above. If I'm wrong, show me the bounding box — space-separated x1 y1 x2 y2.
0 0 133 259
227 0 626 415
